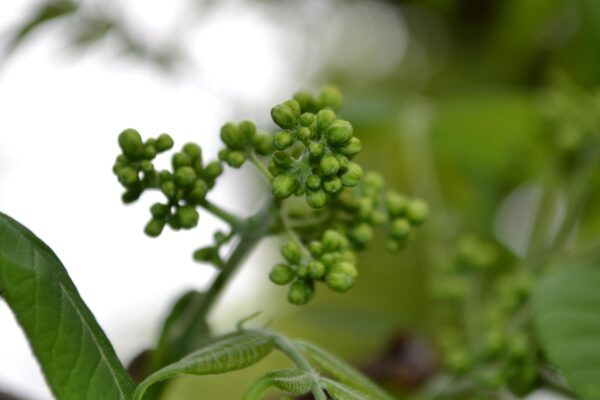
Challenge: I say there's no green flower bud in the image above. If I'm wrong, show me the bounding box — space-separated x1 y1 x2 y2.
174 166 196 188
407 199 429 225
218 149 229 161
297 127 312 142
296 264 308 278
175 205 199 229
320 253 334 266
283 99 301 117
391 218 411 239
339 250 357 263
250 134 273 155
238 120 256 139
118 128 145 159
273 131 295 150
341 163 363 187
183 143 202 163
172 152 191 169
306 175 322 190
308 142 325 158
150 203 170 218
331 261 358 278
117 167 138 187
308 260 325 279
320 85 343 111
385 238 402 253
273 151 294 168
371 210 386 225
322 230 348 251
143 145 157 159
338 137 362 158
144 218 165 237
299 112 315 127
326 270 355 293
386 192 409 216
306 189 327 208
281 241 302 264
122 189 142 204
316 109 336 133
308 241 324 258
158 170 172 182
364 171 384 189
156 133 174 152
272 174 297 199
269 264 296 285
220 123 246 150
193 246 218 262
140 160 154 174
203 161 223 180
188 180 208 203
288 280 314 305
271 104 297 129
323 177 342 193
320 154 340 176
358 198 374 219
326 120 353 146
351 223 373 243
226 151 246 168
293 91 316 113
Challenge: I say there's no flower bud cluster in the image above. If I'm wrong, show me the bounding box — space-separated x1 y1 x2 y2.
113 129 223 237
268 87 363 209
218 120 273 168
269 229 358 305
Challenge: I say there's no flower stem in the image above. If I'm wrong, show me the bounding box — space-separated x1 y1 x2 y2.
250 151 273 182
200 199 243 228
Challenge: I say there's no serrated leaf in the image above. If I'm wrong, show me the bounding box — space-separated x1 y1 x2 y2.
532 266 600 400
0 212 134 399
320 378 373 400
242 368 312 400
296 341 393 400
134 330 275 400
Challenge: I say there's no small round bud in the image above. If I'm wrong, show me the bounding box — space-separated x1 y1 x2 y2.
193 246 218 262
297 127 312 141
358 198 374 219
326 270 355 293
281 241 302 264
288 280 314 305
174 166 196 188
323 177 342 193
385 238 406 253
272 174 297 199
118 128 145 159
299 112 315 127
407 199 429 225
322 230 348 251
273 151 294 168
158 170 172 182
306 189 327 208
283 99 301 117
308 142 325 158
122 189 142 204
351 223 373 243
331 261 358 278
391 218 411 239
326 120 353 146
307 261 325 279
386 192 409 216
143 145 156 159
320 154 340 176
218 149 229 161
238 120 256 139
296 264 308 278
320 253 334 266
203 161 223 180
183 143 202 163
371 210 386 225
308 241 324 258
156 133 174 152
220 123 246 150
140 160 154 174
338 137 362 158
269 264 296 285
271 104 297 129
175 205 199 229
364 171 384 189
172 152 191 169
306 175 322 190
188 180 208 203
117 167 138 187
150 203 169 219
226 151 246 168
293 91 316 113
341 163 363 187
273 131 295 150
320 86 343 110
316 109 336 133
251 134 274 155
144 218 165 237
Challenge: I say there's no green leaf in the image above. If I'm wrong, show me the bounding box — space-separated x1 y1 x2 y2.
242 368 312 400
134 330 276 400
296 341 393 400
0 212 134 399
320 378 373 400
532 266 600 400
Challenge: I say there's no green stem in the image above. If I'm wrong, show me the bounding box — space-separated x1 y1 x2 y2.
200 199 243 228
274 335 327 400
250 151 273 182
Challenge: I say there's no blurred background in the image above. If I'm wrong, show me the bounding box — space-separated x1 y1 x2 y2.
1 0 599 399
